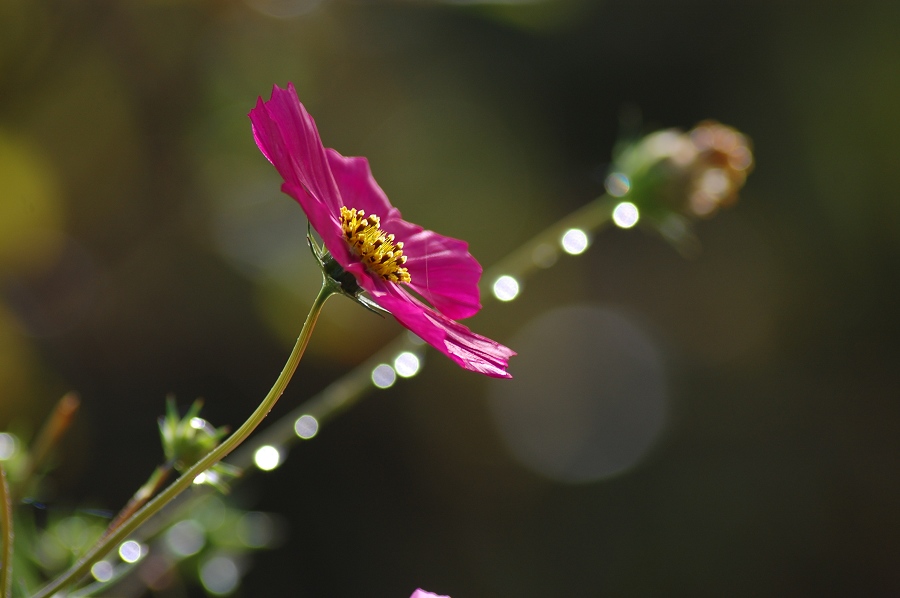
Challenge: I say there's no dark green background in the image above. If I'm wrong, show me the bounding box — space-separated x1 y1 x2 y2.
1 0 898 596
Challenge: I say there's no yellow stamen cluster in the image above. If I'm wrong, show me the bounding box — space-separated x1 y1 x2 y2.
340 206 411 284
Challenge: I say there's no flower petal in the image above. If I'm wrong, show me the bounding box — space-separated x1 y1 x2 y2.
324 151 400 222
388 221 482 320
249 84 348 257
327 153 482 320
410 590 450 598
366 282 515 378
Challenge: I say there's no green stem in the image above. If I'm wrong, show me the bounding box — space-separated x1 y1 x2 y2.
481 194 617 288
101 464 173 539
0 464 12 598
30 279 338 598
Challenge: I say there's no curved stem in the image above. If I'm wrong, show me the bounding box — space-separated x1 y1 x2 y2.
31 279 338 598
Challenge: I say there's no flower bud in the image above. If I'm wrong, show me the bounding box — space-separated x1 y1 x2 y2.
683 121 754 216
606 121 753 252
158 398 228 474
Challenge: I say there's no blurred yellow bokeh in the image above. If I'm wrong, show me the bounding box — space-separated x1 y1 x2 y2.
0 131 64 274
0 304 38 421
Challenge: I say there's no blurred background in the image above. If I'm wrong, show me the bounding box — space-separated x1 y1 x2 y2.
1 0 899 596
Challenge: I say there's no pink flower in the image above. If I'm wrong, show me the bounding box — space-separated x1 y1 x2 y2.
410 590 449 598
249 84 514 378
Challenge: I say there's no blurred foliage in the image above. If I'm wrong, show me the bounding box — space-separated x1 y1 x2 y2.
0 402 278 597
0 0 898 596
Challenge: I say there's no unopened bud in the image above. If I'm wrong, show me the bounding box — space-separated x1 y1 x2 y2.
684 121 753 217
158 398 228 473
606 121 753 254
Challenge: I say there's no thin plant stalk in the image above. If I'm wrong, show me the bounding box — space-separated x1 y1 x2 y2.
0 464 12 598
481 194 617 286
102 464 174 539
30 278 338 598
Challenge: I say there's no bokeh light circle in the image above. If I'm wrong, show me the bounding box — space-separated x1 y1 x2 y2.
0 433 17 460
605 172 632 197
118 540 143 563
492 275 520 301
294 414 319 439
200 555 240 596
560 228 590 255
91 560 114 582
488 305 667 483
393 351 421 378
165 520 206 557
612 202 640 229
254 445 282 471
371 364 397 388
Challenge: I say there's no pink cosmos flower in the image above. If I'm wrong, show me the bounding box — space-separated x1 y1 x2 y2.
249 83 514 378
410 590 449 598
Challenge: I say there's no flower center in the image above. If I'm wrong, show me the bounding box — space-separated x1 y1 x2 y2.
339 206 411 283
